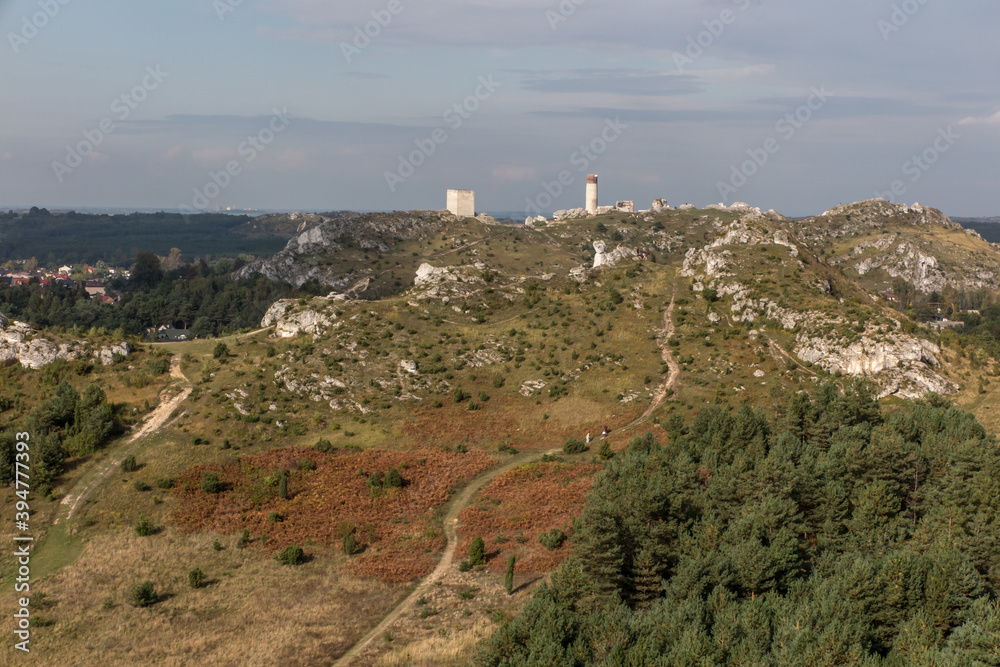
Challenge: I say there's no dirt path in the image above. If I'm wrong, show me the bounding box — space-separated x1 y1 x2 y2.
621 289 680 432
332 446 561 667
54 356 191 526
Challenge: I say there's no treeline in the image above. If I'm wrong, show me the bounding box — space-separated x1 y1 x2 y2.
476 383 1000 665
0 382 122 492
0 256 325 337
0 209 287 266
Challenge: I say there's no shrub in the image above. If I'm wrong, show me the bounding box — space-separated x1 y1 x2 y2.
343 534 358 555
268 511 283 524
469 536 486 566
314 438 333 453
455 443 468 454
385 468 404 488
201 472 224 494
156 477 174 489
133 480 150 492
459 587 479 600
478 390 490 402
505 556 517 595
599 441 613 460
563 438 587 455
453 387 469 403
212 540 223 551
120 455 138 473
134 515 154 537
539 528 567 551
278 472 288 499
458 559 471 572
275 544 304 565
188 568 206 589
213 342 229 359
129 581 157 607
298 459 315 471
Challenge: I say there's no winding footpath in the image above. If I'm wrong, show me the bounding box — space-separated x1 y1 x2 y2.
54 356 191 526
335 285 682 665
332 446 561 667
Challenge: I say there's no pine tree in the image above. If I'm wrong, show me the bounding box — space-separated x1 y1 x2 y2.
278 471 288 499
574 507 625 600
469 536 485 566
630 547 661 608
505 555 516 595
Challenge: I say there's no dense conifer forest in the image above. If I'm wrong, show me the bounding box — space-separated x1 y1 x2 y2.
476 383 1000 665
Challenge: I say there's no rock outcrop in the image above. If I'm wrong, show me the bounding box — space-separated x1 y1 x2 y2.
235 210 451 289
262 299 337 338
0 320 131 369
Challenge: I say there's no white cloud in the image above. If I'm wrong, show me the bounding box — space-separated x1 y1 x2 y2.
191 148 237 165
959 111 1000 125
159 146 182 161
277 148 313 169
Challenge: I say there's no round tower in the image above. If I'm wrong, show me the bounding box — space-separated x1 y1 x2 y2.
586 174 598 214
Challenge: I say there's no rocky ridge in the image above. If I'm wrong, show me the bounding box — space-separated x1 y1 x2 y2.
0 315 132 369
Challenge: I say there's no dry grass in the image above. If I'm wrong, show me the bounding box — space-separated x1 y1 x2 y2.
0 530 407 665
376 617 494 667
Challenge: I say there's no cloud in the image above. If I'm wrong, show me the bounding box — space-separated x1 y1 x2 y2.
191 148 237 165
277 148 313 169
491 165 536 182
518 69 702 97
159 146 182 161
958 111 1000 125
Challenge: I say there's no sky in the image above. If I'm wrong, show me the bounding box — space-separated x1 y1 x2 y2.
0 0 997 218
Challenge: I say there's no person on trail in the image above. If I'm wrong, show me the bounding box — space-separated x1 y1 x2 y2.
601 426 609 438
586 433 591 444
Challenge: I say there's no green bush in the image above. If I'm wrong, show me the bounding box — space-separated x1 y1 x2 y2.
120 455 138 473
212 540 223 551
539 528 566 551
188 568 205 589
458 559 471 573
314 438 333 453
275 544 305 565
563 438 587 455
469 536 486 566
129 581 158 607
385 468 404 488
268 511 283 524
298 459 315 471
201 472 224 494
156 477 174 489
133 480 150 492
598 441 613 460
505 556 517 595
213 342 229 359
134 515 154 537
343 533 358 555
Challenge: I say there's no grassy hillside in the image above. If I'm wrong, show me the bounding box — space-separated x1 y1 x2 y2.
5 202 1000 664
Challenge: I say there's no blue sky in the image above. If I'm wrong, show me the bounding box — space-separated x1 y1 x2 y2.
0 0 997 217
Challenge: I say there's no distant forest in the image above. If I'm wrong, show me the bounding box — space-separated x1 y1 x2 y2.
0 255 326 337
0 208 289 266
477 385 1000 665
954 219 1000 244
